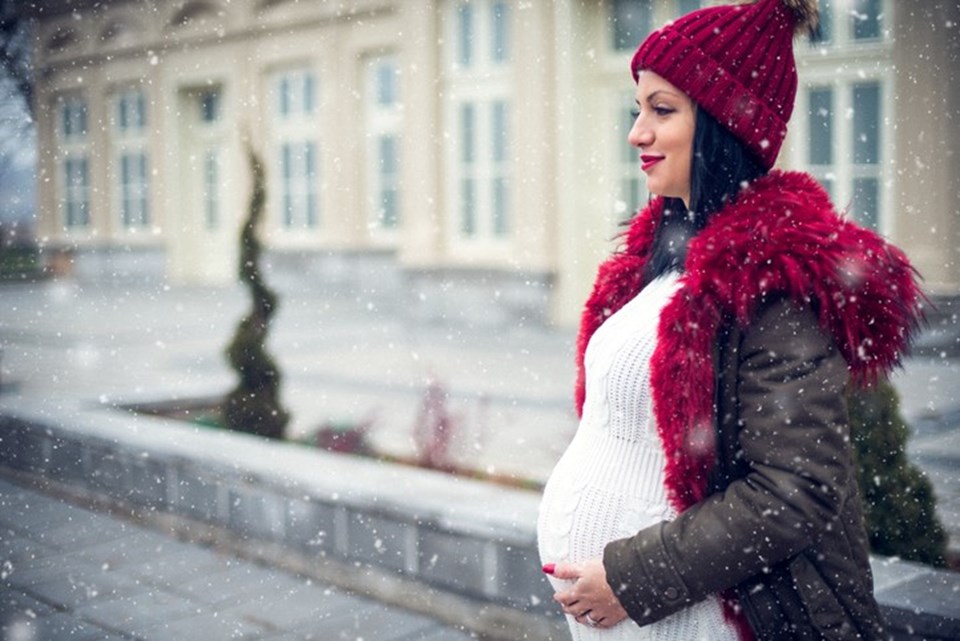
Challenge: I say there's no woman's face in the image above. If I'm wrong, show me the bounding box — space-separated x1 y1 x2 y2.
628 70 696 207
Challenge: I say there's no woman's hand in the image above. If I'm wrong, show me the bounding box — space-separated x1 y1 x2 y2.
549 559 630 629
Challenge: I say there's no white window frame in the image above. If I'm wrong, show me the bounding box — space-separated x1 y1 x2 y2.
111 86 151 233
365 55 403 239
445 91 513 247
190 86 226 234
793 0 895 235
268 65 321 235
449 0 511 73
56 94 91 232
444 0 514 254
791 68 894 235
805 0 893 50
202 147 221 231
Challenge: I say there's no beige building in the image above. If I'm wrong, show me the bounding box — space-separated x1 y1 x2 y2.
27 0 960 326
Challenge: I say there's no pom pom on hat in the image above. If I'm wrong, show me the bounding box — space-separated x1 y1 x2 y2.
631 0 820 169
780 0 820 36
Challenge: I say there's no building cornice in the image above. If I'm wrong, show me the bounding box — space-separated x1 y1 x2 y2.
33 0 396 78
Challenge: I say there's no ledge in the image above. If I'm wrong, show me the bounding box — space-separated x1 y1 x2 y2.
1 398 958 640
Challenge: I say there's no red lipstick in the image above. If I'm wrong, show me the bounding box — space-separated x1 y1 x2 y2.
641 154 664 172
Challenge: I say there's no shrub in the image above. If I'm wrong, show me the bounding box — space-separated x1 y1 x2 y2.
222 144 289 440
848 379 948 567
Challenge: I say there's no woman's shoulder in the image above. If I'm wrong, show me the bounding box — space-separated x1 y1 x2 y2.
680 169 923 382
710 170 837 233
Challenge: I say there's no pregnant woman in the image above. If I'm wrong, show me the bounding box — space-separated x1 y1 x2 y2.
537 1 922 639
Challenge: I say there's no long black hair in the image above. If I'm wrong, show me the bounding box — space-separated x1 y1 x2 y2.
641 108 766 285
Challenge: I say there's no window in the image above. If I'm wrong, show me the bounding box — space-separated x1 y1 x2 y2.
117 89 146 132
851 82 881 228
457 3 474 67
270 67 320 231
119 152 149 228
204 149 220 229
807 86 834 196
61 96 88 139
491 1 509 63
112 87 150 230
281 141 318 229
446 0 513 244
810 0 885 46
460 103 477 235
57 95 90 230
377 135 400 228
798 0 890 232
199 89 221 123
800 80 884 230
452 0 510 69
376 62 398 107
366 56 402 232
278 68 315 118
852 83 880 165
610 0 653 51
64 156 90 228
491 100 509 236
851 0 882 41
454 99 511 238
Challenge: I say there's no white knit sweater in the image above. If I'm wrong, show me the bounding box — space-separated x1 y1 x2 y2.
538 272 738 641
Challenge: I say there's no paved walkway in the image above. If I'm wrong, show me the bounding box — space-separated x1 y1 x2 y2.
0 475 475 641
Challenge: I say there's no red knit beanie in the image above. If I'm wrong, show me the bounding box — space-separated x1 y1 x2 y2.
631 0 819 169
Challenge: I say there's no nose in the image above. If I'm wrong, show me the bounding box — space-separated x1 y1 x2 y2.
628 114 652 148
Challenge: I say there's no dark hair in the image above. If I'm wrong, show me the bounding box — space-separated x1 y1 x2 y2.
641 108 766 285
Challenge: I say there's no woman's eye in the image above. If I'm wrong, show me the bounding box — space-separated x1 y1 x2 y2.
654 106 674 116
630 109 640 119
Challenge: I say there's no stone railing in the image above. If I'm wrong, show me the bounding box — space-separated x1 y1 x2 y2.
1 400 958 640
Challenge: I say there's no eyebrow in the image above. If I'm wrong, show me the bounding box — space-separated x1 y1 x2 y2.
636 90 682 104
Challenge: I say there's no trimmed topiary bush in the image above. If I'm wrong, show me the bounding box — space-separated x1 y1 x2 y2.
848 379 948 567
222 144 289 440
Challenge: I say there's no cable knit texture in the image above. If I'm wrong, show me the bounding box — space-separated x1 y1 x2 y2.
574 170 924 638
539 273 739 640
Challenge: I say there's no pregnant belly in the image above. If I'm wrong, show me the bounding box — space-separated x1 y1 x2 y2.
537 451 671 567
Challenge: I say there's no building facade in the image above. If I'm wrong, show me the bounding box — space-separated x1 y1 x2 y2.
27 0 960 326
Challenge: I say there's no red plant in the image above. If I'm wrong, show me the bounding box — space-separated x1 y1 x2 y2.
414 379 459 470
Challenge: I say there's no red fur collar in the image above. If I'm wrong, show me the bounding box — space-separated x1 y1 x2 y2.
575 170 924 514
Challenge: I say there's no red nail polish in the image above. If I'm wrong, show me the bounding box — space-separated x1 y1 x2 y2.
542 563 556 575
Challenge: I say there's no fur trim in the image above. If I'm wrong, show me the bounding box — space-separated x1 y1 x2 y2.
575 170 924 512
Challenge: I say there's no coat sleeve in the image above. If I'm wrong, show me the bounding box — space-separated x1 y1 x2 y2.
602 297 853 626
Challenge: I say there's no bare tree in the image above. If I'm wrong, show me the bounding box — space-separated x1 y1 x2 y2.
0 0 35 213
0 76 31 184
0 0 34 118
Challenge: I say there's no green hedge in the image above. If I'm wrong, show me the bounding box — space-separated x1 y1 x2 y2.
0 246 40 279
849 379 948 567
